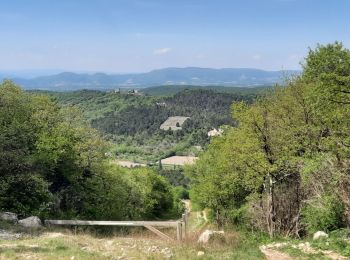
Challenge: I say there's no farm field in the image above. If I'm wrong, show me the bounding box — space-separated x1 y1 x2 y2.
160 156 198 166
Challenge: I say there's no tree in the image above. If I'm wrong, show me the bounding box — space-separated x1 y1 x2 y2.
187 42 350 236
303 41 350 105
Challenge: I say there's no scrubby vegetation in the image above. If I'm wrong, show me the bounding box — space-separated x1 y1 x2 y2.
0 81 180 220
187 42 350 239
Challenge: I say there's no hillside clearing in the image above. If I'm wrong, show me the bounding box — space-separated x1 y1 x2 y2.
160 116 190 131
161 156 198 166
114 161 147 168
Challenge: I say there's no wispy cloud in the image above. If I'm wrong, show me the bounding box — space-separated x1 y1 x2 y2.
252 54 262 60
153 47 171 55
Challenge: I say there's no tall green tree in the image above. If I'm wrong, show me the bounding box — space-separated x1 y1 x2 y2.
187 42 350 236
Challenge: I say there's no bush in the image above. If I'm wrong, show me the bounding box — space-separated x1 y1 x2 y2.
225 204 251 227
302 194 345 234
0 174 52 217
312 229 350 257
172 186 189 200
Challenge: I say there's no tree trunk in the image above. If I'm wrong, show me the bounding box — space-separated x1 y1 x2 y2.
267 174 275 237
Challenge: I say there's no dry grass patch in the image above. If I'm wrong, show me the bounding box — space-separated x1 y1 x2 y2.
0 228 262 259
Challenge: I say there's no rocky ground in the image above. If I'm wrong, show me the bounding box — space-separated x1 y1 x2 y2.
0 230 245 259
2 208 350 259
0 229 23 241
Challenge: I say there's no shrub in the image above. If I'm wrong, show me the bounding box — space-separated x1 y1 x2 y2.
225 204 251 227
172 186 189 200
302 194 345 234
0 174 52 217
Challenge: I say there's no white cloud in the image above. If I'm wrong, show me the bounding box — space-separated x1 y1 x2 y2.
153 47 171 55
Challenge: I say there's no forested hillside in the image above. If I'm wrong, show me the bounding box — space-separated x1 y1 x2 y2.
141 84 270 96
42 88 260 162
187 42 350 239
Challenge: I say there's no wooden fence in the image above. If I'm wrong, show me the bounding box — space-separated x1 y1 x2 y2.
45 211 189 242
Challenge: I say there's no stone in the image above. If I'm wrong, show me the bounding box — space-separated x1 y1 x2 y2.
197 229 225 244
0 229 23 240
0 212 18 223
18 216 42 228
197 251 205 256
313 231 329 240
198 230 213 244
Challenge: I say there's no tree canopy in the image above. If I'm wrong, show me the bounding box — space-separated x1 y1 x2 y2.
0 80 179 220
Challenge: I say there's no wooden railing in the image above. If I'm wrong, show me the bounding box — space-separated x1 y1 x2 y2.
45 211 189 241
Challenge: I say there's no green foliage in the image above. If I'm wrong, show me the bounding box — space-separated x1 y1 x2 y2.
41 88 259 162
230 230 269 260
0 174 52 217
0 81 179 220
187 42 350 236
303 41 350 105
172 186 189 200
124 167 174 219
157 168 189 188
311 229 350 257
142 84 269 97
187 126 260 218
302 194 345 234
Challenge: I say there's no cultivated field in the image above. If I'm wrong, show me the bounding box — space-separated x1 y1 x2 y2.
161 156 198 166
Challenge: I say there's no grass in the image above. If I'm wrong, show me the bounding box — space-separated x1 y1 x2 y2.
0 230 267 260
0 211 267 260
310 229 350 258
5 209 350 259
229 233 266 260
279 244 329 259
0 235 101 259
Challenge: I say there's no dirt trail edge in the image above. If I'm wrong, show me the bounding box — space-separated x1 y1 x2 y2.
260 245 293 260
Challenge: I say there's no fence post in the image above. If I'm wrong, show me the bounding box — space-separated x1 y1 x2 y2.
185 210 188 237
181 212 188 240
177 221 182 241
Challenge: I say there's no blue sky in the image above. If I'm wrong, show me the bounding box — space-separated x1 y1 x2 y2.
0 0 349 73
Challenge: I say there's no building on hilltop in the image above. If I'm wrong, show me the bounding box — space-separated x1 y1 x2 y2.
207 128 223 137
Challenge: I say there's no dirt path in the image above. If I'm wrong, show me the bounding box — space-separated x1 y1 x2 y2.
260 246 293 260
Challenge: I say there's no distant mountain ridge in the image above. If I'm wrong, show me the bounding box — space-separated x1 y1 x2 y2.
1 67 300 91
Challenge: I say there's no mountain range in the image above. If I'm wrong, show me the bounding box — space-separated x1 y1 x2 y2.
0 67 299 91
